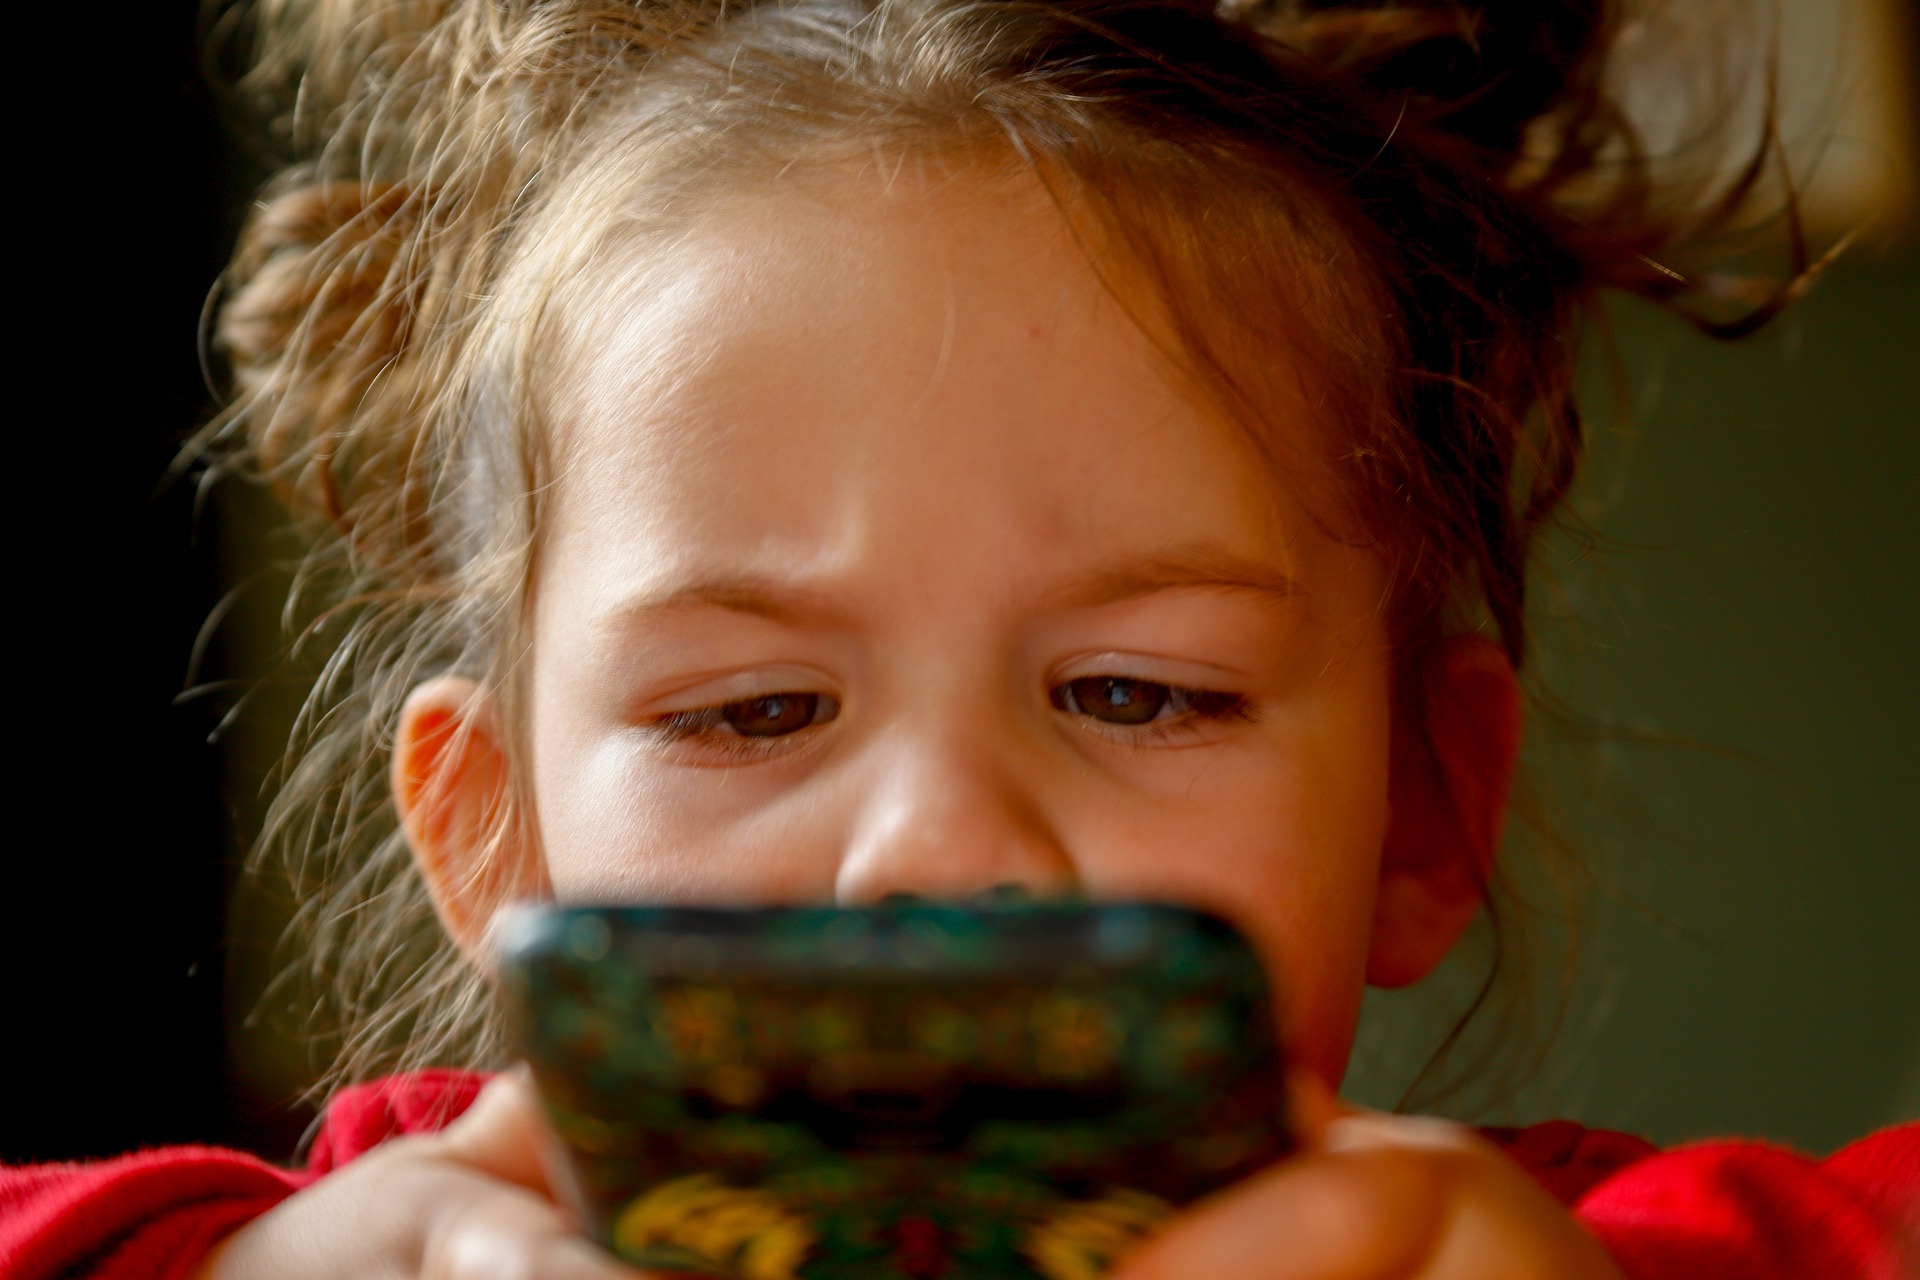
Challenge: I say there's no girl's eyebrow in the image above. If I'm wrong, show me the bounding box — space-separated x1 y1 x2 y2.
605 577 857 630
601 542 1301 633
1057 545 1305 610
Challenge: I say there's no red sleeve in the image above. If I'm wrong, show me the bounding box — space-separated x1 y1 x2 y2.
0 1069 491 1280
1574 1122 1920 1280
304 1068 491 1173
0 1148 303 1280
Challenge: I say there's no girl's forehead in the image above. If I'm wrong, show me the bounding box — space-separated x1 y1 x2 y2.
550 159 1154 424
537 160 1357 612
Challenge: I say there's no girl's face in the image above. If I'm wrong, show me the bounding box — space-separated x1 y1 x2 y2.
527 163 1391 1081
404 162 1508 1086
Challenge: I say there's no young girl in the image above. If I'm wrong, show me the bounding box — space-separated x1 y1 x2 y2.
4 0 1913 1276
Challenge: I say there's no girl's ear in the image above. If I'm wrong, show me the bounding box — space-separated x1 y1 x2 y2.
1366 635 1521 988
392 676 550 965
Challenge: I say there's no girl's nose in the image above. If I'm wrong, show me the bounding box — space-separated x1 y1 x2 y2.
832 728 1079 905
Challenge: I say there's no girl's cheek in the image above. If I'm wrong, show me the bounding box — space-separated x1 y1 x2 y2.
1111 688 1388 1080
532 733 845 903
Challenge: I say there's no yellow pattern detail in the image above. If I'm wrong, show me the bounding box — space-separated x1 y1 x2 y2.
1022 1189 1171 1280
614 1174 816 1280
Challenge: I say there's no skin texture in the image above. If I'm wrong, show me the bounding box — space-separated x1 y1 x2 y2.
194 161 1622 1278
519 161 1397 1085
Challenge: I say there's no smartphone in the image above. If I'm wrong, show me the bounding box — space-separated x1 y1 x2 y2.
495 902 1290 1280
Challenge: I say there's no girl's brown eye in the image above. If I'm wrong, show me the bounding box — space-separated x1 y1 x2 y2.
1053 677 1171 725
720 692 834 737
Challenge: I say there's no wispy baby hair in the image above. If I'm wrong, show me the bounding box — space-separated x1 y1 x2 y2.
208 0 1791 1094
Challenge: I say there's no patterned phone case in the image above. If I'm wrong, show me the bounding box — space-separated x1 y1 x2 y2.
496 903 1289 1280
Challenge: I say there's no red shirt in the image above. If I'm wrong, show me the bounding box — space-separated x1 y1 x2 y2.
3 1071 1914 1280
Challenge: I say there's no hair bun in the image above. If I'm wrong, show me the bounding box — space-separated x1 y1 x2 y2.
1227 0 1611 155
220 181 418 534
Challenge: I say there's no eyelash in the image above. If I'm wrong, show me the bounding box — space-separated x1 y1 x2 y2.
1050 677 1255 746
649 693 841 763
644 679 1253 761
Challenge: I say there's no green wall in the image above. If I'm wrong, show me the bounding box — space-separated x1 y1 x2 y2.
1348 247 1920 1153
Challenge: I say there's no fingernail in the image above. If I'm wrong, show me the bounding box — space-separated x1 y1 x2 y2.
1324 1112 1473 1154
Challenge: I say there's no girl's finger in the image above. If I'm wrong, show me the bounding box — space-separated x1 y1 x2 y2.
428 1180 644 1280
428 1073 673 1279
1115 1145 1447 1280
431 1068 558 1197
1284 1069 1349 1152
1323 1110 1488 1157
1316 1114 1626 1280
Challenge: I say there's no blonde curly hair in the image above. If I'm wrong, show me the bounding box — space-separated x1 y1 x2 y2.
206 0 1796 1098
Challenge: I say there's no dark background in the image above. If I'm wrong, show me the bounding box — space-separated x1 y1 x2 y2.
6 2 1916 1165
5 3 300 1161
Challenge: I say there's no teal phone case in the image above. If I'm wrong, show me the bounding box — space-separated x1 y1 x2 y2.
496 903 1289 1279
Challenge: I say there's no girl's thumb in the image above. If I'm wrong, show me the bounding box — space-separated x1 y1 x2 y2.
1285 1068 1348 1152
432 1066 558 1196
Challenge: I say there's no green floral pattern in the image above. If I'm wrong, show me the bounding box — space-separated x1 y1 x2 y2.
499 904 1289 1279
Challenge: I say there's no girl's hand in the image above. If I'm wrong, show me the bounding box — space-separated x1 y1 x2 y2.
1115 1076 1625 1280
190 1071 645 1280
194 1070 1621 1280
